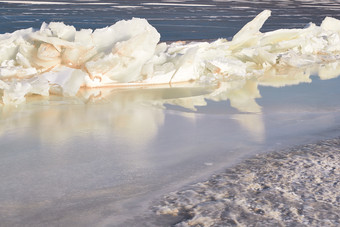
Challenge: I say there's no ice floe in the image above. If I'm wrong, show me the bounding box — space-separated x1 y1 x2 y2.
1 10 340 105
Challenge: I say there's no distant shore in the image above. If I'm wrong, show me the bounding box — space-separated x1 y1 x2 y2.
154 137 340 226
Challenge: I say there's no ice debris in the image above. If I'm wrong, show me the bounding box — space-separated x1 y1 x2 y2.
1 10 340 105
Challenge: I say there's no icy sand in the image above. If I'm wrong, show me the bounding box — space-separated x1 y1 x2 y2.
153 138 340 227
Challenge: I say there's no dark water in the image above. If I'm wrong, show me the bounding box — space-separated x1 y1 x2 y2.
1 1 340 226
1 0 340 41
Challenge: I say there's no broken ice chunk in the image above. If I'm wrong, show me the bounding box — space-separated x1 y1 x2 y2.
91 18 160 54
43 67 86 96
28 76 50 96
206 58 247 77
86 26 160 83
0 60 37 79
229 10 271 50
321 17 340 34
318 61 340 80
2 81 32 105
47 22 76 42
233 10 271 41
0 79 9 90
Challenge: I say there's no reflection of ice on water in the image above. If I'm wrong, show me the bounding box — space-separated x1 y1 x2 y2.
0 86 212 147
209 80 262 113
166 61 340 113
1 61 339 146
233 114 265 143
0 92 164 148
319 61 340 80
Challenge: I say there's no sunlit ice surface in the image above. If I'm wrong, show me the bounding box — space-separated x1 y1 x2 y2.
1 0 340 226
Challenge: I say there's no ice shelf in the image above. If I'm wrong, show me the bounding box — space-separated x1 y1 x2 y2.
1 10 340 105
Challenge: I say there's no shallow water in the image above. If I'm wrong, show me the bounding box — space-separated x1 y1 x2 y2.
1 0 340 226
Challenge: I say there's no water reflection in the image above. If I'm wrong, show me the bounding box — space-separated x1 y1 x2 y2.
1 61 340 146
0 86 214 147
233 114 265 142
167 61 340 113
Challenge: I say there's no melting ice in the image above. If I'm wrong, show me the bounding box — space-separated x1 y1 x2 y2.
1 10 340 105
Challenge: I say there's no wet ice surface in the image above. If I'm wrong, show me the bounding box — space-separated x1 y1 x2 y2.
1 0 340 226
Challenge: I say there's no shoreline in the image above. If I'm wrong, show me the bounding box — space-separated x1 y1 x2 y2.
152 137 340 226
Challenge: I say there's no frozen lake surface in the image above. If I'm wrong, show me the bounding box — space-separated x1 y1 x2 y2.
1 0 340 226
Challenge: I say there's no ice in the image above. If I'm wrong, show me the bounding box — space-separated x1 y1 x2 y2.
231 10 271 48
321 16 340 33
42 67 86 96
1 10 340 105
